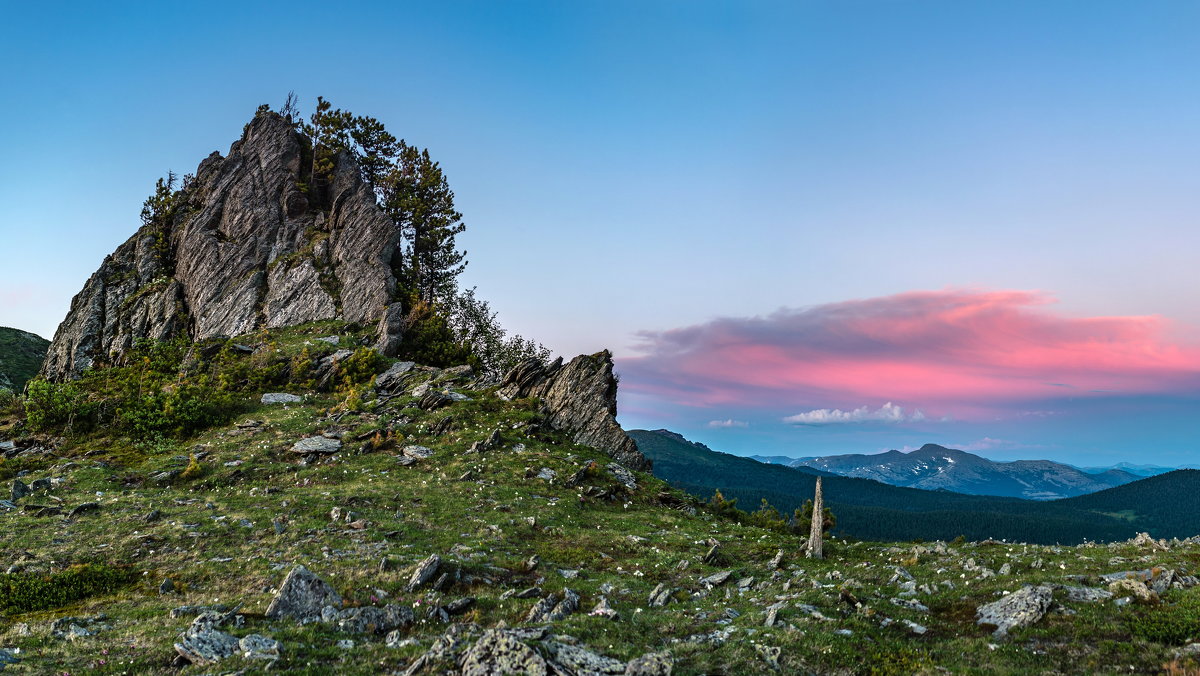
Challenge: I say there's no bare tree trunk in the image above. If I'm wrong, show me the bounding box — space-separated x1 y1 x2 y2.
806 477 824 560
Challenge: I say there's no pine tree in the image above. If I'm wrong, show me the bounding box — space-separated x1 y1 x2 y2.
380 143 467 305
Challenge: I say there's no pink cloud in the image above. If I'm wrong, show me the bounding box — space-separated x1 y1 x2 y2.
619 289 1200 419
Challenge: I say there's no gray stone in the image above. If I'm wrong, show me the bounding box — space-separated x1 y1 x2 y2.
291 437 342 454
1061 585 1113 603
460 629 548 676
375 360 416 391
536 467 557 482
42 112 401 381
526 589 580 623
406 554 441 592
262 392 303 404
701 570 733 588
975 585 1054 638
239 634 282 661
497 352 649 470
625 651 673 676
545 641 626 674
402 445 434 460
265 565 343 623
648 584 673 607
174 613 240 666
1109 578 1158 604
769 549 785 570
316 335 340 345
322 604 414 634
606 462 638 489
590 596 620 620
10 479 28 502
376 303 406 357
68 502 99 518
764 602 785 627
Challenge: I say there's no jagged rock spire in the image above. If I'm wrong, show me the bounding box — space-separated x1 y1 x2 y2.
42 112 402 380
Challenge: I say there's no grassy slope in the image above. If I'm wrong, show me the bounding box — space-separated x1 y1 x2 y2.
0 327 50 392
630 428 1194 544
0 332 1198 674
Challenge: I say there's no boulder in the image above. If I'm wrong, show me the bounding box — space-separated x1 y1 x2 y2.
975 585 1054 638
1109 578 1159 604
291 437 343 454
460 629 548 676
625 652 674 676
174 613 240 666
265 565 343 623
262 393 303 404
498 352 649 470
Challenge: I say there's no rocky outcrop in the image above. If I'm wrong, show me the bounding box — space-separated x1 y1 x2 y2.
42 112 401 380
498 351 649 470
975 585 1054 638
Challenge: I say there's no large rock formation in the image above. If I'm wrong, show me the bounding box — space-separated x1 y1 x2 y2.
42 112 402 380
498 351 649 470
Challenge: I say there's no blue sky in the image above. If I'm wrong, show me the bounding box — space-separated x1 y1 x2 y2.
1 1 1197 465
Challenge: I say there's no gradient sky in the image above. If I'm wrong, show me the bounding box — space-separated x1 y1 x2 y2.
1 1 1197 465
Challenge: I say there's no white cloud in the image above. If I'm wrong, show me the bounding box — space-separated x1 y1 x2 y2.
707 419 749 428
783 402 926 425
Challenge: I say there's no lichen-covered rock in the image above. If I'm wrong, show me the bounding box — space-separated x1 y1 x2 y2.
321 604 414 634
1109 578 1159 604
42 112 401 380
625 651 674 676
291 437 343 454
459 629 548 676
265 565 343 623
498 352 649 470
174 613 240 666
545 641 626 674
975 585 1054 637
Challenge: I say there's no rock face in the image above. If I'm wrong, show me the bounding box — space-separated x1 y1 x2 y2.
498 352 649 470
42 112 402 380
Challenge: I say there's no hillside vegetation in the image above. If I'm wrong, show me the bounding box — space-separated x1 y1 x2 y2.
630 428 1196 545
1 328 1200 674
0 328 49 394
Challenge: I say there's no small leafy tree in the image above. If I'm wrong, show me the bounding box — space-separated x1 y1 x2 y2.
708 489 740 518
443 287 550 377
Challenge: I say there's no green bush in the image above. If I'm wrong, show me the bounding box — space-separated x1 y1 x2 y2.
0 564 138 614
25 378 95 433
1129 589 1200 644
398 300 476 369
336 347 388 390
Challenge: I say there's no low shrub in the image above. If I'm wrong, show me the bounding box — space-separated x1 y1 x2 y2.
1130 589 1200 645
0 564 139 614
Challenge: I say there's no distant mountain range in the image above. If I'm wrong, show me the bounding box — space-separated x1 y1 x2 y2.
750 443 1139 500
1073 462 1195 477
630 428 1200 544
0 327 49 392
